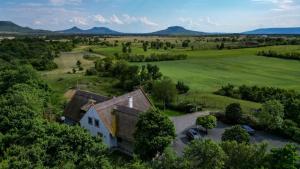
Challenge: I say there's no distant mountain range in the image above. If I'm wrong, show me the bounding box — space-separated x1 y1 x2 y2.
1 21 300 35
243 27 300 35
57 26 122 35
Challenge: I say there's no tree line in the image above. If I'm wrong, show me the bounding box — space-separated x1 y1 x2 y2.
257 50 300 61
115 53 187 62
0 38 73 70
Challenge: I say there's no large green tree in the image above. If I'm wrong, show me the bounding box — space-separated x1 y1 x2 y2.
267 144 299 169
221 141 268 169
260 100 284 130
183 139 226 169
134 110 175 160
152 78 177 109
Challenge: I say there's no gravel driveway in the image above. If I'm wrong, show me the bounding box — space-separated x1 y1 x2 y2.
171 112 299 155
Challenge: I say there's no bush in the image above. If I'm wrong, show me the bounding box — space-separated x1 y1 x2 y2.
86 68 98 75
222 125 250 143
225 103 243 123
176 81 190 94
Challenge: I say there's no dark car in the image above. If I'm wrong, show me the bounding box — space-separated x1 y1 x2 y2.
241 125 255 135
186 128 202 140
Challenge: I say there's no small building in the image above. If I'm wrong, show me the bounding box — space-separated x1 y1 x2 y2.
63 88 152 155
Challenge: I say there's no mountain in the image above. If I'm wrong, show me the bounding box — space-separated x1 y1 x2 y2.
0 21 34 33
58 26 85 34
149 26 207 36
243 27 300 35
58 26 122 35
85 27 122 35
0 21 50 34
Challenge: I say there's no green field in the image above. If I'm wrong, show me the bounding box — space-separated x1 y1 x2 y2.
43 43 300 115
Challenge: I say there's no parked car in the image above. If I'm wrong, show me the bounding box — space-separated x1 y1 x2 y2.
186 128 202 140
241 125 255 135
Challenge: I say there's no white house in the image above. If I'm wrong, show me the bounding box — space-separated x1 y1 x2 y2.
64 88 153 154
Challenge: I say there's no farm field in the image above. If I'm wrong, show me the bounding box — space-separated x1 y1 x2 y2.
84 44 300 113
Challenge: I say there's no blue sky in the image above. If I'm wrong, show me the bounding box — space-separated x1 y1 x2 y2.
0 0 300 33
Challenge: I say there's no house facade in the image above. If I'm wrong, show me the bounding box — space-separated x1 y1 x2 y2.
63 88 152 154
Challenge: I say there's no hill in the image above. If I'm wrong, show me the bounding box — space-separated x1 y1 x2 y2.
57 26 122 35
243 27 300 35
0 21 50 34
149 26 207 36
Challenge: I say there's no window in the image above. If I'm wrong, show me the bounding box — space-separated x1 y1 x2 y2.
88 117 93 125
94 119 99 128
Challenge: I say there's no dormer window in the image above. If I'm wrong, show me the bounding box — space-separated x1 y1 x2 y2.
88 117 93 125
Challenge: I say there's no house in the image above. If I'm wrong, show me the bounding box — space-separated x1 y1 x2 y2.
63 88 153 154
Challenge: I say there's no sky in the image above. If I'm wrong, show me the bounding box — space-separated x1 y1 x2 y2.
0 0 300 33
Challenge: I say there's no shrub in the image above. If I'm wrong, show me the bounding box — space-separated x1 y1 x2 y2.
225 103 243 123
176 81 190 94
222 125 250 143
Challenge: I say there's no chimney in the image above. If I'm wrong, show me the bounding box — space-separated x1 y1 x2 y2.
128 96 133 108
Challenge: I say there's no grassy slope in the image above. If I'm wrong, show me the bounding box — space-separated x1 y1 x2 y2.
41 50 122 99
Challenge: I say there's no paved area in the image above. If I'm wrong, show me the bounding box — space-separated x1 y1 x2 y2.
171 111 299 155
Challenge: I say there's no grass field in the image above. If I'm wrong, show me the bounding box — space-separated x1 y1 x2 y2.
87 44 300 113
42 42 300 115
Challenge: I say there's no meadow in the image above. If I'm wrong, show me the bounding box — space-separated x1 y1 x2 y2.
43 38 300 115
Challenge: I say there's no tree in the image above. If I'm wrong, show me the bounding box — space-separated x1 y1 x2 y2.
152 78 177 110
267 144 299 169
134 110 175 160
196 115 217 133
225 103 243 123
183 139 226 169
151 148 188 169
221 141 268 169
260 100 284 130
222 125 250 143
176 81 190 94
76 60 82 67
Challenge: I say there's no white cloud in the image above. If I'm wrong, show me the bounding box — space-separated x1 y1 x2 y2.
251 0 297 11
69 16 88 26
110 14 124 25
139 17 159 26
179 16 219 28
93 14 159 26
94 14 109 24
49 0 82 6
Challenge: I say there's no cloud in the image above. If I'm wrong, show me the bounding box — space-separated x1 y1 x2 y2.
49 0 82 6
93 14 159 26
139 17 159 26
110 14 124 25
69 16 88 25
179 16 219 28
251 0 297 11
94 14 109 24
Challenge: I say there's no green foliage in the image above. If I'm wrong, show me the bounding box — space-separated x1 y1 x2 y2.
267 144 299 169
221 141 268 169
176 81 190 94
258 50 300 61
152 78 177 108
0 38 73 70
225 103 243 123
260 100 284 130
196 115 217 132
134 110 175 160
222 125 250 143
183 139 226 169
151 148 188 169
